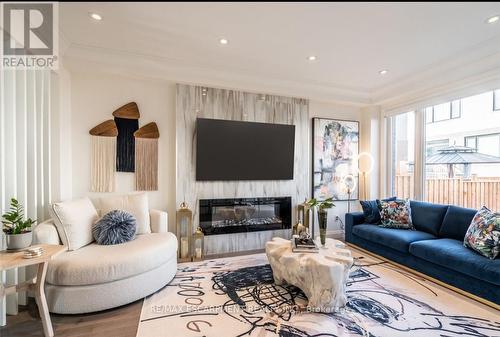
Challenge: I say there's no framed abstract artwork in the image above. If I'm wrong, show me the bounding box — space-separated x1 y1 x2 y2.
312 118 359 201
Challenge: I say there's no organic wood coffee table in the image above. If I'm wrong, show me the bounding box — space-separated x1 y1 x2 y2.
265 237 353 312
1 244 66 337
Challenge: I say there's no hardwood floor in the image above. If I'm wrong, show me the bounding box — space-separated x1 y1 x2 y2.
0 298 142 337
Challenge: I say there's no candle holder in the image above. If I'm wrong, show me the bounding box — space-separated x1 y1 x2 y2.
176 201 193 262
192 227 204 261
297 199 311 232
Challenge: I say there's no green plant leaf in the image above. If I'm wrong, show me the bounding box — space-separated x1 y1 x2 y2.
2 198 34 234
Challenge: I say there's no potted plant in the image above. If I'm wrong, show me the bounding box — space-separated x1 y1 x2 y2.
2 198 36 250
307 197 335 247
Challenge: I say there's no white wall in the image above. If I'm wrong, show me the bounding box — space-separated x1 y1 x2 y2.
68 71 177 228
62 69 377 240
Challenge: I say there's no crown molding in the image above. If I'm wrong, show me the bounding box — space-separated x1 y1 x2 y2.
61 35 500 108
63 43 372 106
372 36 500 109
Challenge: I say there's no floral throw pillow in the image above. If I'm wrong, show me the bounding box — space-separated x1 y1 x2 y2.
463 206 500 259
376 199 414 229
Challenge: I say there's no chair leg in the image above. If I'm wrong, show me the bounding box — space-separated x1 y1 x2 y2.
34 262 53 337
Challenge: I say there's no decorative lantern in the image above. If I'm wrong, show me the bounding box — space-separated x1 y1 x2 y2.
192 227 204 261
297 199 311 230
176 201 193 262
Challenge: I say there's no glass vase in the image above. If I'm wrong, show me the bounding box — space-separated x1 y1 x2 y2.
318 209 328 247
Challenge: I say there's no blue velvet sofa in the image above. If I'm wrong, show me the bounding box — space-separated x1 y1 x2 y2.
345 200 500 305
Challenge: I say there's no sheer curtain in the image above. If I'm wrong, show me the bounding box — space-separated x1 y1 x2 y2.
0 68 52 323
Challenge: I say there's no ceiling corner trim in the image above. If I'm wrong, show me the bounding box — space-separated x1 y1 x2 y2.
62 43 372 106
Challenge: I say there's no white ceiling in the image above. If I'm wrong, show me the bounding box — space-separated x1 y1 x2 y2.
60 2 500 105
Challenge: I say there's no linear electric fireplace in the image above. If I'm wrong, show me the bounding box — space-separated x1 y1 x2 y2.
199 197 292 235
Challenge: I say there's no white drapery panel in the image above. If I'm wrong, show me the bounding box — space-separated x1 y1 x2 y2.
0 68 52 323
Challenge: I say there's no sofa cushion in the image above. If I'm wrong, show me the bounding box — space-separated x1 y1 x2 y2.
377 199 414 229
409 201 448 236
409 238 500 285
49 198 99 251
93 210 137 245
46 232 177 286
463 206 500 259
99 193 151 234
352 224 436 253
439 205 477 240
359 197 396 224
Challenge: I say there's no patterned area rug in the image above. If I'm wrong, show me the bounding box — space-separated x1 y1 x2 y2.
137 248 500 337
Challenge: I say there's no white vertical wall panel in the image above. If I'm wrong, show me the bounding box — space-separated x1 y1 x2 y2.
0 66 6 327
3 69 17 211
42 71 51 220
25 70 38 221
15 69 27 222
0 69 52 324
36 70 44 219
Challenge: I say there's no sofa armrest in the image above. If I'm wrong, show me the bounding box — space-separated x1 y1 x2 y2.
33 219 61 245
150 209 168 233
345 212 365 243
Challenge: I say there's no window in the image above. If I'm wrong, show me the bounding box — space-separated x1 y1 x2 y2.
465 133 500 157
426 100 461 123
422 90 500 211
494 89 500 111
426 139 449 157
391 111 415 199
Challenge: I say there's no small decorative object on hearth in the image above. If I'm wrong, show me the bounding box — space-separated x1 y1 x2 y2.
192 227 204 261
307 197 335 247
2 198 36 250
176 201 193 262
295 221 307 237
89 119 118 192
297 198 311 230
134 122 160 191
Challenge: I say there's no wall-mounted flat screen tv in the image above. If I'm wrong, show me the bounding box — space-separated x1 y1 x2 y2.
196 118 295 181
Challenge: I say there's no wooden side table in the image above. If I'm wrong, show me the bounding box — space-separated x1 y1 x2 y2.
0 244 65 337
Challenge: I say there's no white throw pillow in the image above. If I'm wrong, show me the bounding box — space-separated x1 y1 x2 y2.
49 197 99 251
99 193 151 234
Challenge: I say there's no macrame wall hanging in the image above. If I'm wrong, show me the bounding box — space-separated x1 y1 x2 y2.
88 102 160 192
89 120 118 192
113 102 140 172
134 122 160 191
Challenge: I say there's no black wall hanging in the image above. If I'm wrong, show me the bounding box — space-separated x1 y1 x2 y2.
113 102 140 172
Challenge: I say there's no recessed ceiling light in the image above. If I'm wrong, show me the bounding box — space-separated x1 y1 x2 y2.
89 12 102 21
379 69 388 75
219 38 228 45
307 55 317 61
486 15 499 24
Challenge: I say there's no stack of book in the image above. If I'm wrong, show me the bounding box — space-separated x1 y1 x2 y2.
23 246 44 259
292 237 319 253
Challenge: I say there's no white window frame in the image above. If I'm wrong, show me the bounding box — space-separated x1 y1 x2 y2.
383 88 500 202
425 100 461 124
494 89 500 111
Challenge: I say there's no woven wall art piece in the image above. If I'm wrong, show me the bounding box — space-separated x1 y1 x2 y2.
113 102 140 172
89 102 160 193
134 122 160 191
89 120 118 192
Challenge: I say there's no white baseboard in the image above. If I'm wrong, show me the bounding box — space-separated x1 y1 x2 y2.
326 230 345 240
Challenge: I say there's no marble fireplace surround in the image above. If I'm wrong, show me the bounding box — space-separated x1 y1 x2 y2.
176 84 310 256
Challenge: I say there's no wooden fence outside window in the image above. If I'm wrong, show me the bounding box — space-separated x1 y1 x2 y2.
394 175 500 210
